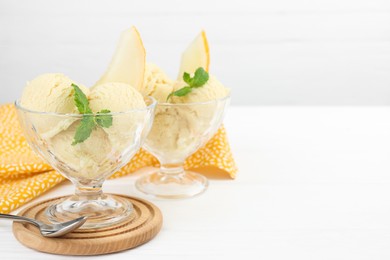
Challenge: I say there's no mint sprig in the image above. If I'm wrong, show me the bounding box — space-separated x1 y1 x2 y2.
95 109 113 128
72 115 95 145
71 84 112 145
167 67 209 101
73 83 92 114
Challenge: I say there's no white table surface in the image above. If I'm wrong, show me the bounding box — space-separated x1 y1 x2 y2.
2 106 390 259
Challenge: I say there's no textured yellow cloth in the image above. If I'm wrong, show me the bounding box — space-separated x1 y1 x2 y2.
0 104 237 213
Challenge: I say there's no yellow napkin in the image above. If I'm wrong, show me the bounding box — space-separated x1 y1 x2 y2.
0 104 237 213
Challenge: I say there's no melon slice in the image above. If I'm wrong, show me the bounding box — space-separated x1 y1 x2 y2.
94 26 146 91
178 30 210 79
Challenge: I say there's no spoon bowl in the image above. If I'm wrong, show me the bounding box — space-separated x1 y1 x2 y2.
0 213 87 237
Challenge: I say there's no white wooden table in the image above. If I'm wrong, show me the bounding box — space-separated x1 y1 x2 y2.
2 106 390 259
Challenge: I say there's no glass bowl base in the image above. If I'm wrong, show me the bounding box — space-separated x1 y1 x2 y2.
135 171 209 199
45 194 133 230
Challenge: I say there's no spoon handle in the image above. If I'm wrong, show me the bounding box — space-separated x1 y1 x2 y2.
0 213 40 226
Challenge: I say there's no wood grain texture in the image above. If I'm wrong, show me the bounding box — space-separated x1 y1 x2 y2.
12 195 163 256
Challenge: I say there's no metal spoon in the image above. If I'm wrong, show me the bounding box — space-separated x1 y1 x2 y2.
0 213 87 237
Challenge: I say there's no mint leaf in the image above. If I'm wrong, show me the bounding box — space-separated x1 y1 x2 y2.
167 87 192 101
95 109 113 128
72 84 91 114
71 84 113 145
172 87 192 97
72 116 95 145
167 67 209 101
183 72 191 85
191 67 209 87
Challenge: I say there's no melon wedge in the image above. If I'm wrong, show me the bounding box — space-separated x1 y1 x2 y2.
94 26 146 91
178 30 210 79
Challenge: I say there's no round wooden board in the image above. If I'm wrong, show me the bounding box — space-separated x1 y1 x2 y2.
12 194 163 255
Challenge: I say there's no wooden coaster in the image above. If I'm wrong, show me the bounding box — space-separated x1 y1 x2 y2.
12 194 163 255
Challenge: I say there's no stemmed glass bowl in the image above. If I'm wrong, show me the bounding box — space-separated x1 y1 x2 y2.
135 95 230 199
15 97 156 229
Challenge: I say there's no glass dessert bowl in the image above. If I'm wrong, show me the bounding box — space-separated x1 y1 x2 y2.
15 97 156 229
135 95 230 199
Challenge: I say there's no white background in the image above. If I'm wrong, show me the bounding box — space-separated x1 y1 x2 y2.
1 0 390 105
